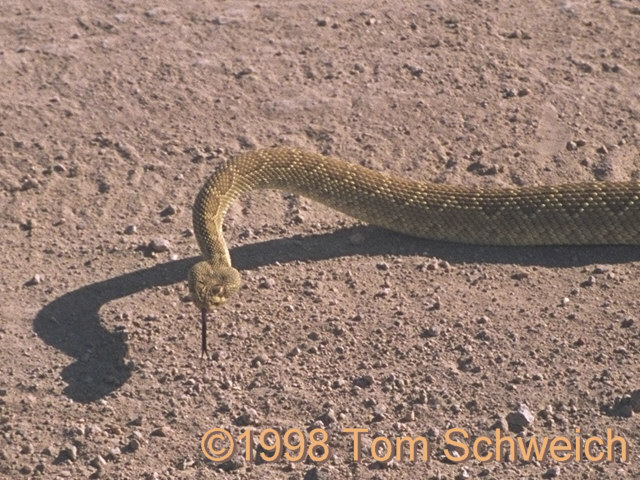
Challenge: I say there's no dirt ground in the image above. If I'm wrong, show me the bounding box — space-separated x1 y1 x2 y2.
1 0 639 478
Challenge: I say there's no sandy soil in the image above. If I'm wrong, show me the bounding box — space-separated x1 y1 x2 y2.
1 0 639 478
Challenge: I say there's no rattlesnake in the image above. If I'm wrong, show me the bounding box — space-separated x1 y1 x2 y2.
188 147 640 354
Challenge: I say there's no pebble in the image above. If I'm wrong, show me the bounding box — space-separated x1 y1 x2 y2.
20 177 39 191
566 140 577 151
506 404 534 431
353 375 375 388
287 346 301 357
593 265 611 274
63 444 78 461
160 205 177 217
421 326 441 338
20 443 34 454
403 63 424 77
25 274 43 286
251 354 269 367
150 426 170 437
218 456 244 472
235 67 254 79
149 238 171 252
235 408 259 426
455 468 470 480
376 262 389 271
581 275 596 287
316 18 328 27
19 465 33 475
511 270 528 280
124 225 137 235
258 277 275 289
127 438 141 451
42 446 55 456
316 408 337 426
304 466 330 480
543 466 561 478
621 318 634 328
90 455 107 469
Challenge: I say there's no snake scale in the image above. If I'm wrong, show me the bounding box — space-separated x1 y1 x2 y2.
188 147 640 353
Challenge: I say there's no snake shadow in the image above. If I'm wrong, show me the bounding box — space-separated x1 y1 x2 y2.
33 225 640 402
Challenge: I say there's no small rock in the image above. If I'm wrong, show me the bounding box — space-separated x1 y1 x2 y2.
42 446 55 456
353 375 375 388
19 465 33 475
63 445 78 461
258 277 275 289
218 456 244 472
621 318 634 328
90 455 107 469
20 177 39 191
511 270 529 280
421 326 441 338
287 346 301 357
455 468 470 480
235 67 254 79
403 63 424 77
150 426 170 437
316 18 328 26
376 262 389 271
581 275 596 287
506 404 534 431
316 408 337 426
107 446 121 458
517 88 530 97
251 354 269 367
127 438 141 452
25 274 43 286
576 61 593 73
149 238 171 253
235 408 259 426
304 466 330 480
543 465 561 478
566 141 577 151
20 443 34 454
596 145 608 155
160 205 177 217
124 225 137 235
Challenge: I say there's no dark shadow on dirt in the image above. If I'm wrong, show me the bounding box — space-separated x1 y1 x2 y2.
33 225 640 402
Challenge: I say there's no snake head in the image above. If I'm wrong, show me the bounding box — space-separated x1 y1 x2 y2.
188 261 242 310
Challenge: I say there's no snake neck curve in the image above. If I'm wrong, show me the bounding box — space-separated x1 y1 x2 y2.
192 148 640 257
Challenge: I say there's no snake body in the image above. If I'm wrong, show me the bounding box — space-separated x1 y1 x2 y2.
189 148 640 317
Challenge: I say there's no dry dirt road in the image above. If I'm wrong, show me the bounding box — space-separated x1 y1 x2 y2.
1 1 639 479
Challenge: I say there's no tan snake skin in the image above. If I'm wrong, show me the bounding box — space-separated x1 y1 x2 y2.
188 148 640 351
